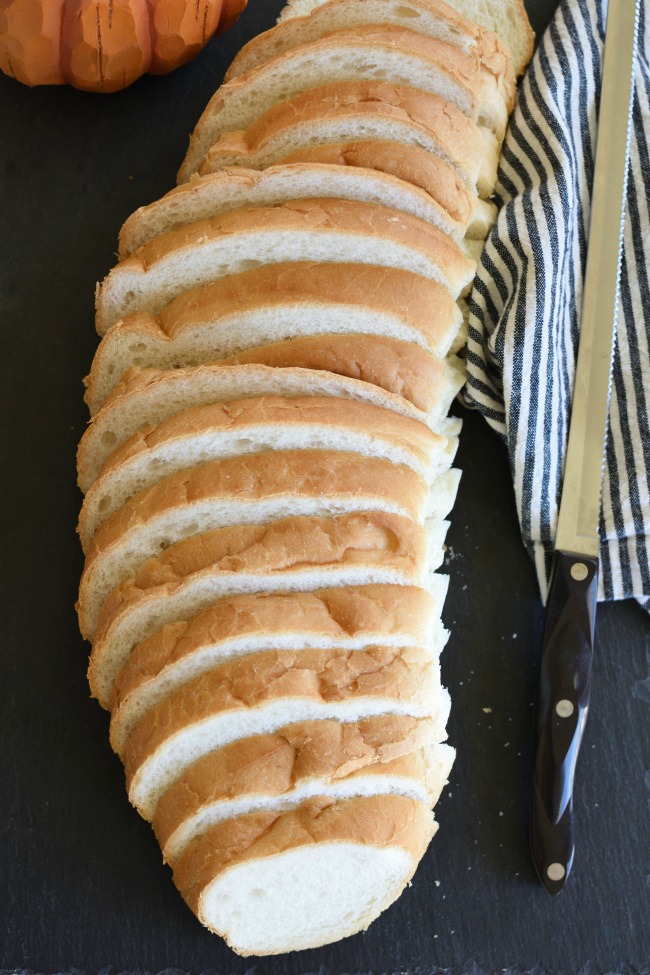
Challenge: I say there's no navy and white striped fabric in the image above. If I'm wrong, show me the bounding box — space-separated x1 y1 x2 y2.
466 0 650 611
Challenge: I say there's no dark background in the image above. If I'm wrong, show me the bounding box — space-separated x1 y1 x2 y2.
1 1 649 971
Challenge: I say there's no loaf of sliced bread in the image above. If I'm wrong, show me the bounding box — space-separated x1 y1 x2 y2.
76 0 533 946
155 722 454 862
121 644 449 817
277 0 534 76
95 200 475 335
89 516 454 707
196 81 498 197
172 794 436 954
177 23 508 182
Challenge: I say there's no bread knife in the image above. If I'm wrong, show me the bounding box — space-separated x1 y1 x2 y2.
530 0 639 896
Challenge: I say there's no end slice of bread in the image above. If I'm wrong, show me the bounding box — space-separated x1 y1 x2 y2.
173 794 436 954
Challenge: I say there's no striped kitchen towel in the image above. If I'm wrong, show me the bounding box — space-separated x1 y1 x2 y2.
466 0 650 611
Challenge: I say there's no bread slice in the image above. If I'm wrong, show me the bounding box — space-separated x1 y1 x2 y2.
78 450 450 640
118 163 473 258
277 142 498 240
121 644 450 817
172 794 435 954
196 81 498 197
85 335 463 436
78 396 455 548
95 199 475 335
277 0 534 76
155 718 454 861
86 260 464 413
88 514 455 707
223 336 467 416
177 23 508 183
227 0 516 114
108 580 449 744
81 363 462 492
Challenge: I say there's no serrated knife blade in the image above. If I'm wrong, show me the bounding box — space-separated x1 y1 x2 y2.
530 0 639 895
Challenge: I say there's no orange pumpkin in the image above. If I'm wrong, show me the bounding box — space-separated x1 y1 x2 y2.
0 0 248 92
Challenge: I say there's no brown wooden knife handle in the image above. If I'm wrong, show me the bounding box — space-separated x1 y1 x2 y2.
531 550 598 894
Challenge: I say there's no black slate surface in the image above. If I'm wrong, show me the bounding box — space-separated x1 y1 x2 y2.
1 1 649 971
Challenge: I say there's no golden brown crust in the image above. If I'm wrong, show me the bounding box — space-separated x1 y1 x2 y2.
198 80 486 186
88 552 440 707
279 142 475 227
174 794 434 923
86 260 460 413
121 644 438 775
111 199 467 273
155 725 435 858
101 394 441 473
86 330 457 422
121 261 457 343
223 334 457 415
84 451 428 575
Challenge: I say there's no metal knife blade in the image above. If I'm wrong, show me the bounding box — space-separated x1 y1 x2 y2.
530 0 639 895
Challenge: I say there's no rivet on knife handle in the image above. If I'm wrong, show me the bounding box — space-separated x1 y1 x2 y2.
531 551 598 894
